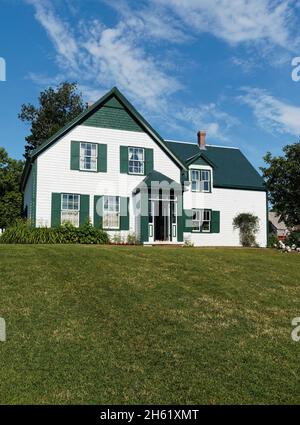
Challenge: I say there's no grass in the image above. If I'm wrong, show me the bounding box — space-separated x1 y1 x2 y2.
0 245 299 405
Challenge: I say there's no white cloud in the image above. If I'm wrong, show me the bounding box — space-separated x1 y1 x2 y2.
175 103 239 141
239 87 300 135
25 0 79 70
154 0 298 50
25 0 181 109
25 0 241 142
103 0 190 44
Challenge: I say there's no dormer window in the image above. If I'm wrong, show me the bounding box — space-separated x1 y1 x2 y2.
191 169 211 192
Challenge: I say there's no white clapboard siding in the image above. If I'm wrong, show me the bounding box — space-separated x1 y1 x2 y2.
35 125 182 229
184 188 267 247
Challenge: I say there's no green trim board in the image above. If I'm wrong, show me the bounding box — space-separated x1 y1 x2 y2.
31 161 37 227
21 87 186 191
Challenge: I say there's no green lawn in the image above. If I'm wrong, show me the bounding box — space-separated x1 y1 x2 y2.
0 245 300 405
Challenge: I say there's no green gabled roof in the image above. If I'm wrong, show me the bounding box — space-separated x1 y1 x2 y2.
20 87 186 190
166 140 266 191
185 151 216 168
134 170 182 193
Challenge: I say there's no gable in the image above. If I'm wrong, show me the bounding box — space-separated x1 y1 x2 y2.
187 153 214 168
20 87 186 191
83 96 144 133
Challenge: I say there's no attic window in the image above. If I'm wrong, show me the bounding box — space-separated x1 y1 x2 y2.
80 142 97 171
128 147 144 175
191 169 211 192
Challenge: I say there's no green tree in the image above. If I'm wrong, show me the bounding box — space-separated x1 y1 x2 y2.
261 142 300 227
19 82 88 157
0 148 24 228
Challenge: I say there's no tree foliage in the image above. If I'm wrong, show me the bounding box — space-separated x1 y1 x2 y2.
233 213 259 247
0 148 24 228
261 142 300 227
19 82 88 157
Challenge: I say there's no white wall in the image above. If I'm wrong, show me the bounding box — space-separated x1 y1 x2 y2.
35 125 182 231
184 187 267 247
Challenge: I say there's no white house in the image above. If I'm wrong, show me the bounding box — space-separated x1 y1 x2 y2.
21 87 267 246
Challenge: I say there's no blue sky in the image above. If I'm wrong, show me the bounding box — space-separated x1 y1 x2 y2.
1 0 300 170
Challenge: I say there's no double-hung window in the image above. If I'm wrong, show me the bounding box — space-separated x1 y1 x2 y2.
61 194 80 227
80 142 97 171
103 196 120 229
192 209 211 232
191 169 211 192
128 147 144 174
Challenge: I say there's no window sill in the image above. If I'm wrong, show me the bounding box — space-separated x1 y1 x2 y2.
191 190 212 193
79 168 98 173
128 172 145 176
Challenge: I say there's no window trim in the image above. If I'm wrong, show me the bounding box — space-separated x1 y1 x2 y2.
79 142 98 172
103 195 120 230
192 208 211 233
128 146 145 175
61 193 80 227
190 169 211 193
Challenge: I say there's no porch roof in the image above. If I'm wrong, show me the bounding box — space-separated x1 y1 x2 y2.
133 170 182 193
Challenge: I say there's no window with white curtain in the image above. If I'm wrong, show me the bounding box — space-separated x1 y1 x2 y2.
61 194 80 227
128 147 144 174
103 196 120 229
192 209 211 232
80 142 97 171
191 169 211 192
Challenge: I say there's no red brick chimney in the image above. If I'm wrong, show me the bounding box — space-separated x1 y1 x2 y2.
197 130 206 150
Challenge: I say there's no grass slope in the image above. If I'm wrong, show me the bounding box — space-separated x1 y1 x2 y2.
0 245 299 404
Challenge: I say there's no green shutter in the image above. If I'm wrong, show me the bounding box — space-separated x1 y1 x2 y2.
94 196 103 228
120 146 128 173
51 193 61 227
80 195 90 226
120 197 129 230
211 211 220 233
70 141 80 170
145 148 154 175
184 210 193 232
31 161 37 227
97 144 107 172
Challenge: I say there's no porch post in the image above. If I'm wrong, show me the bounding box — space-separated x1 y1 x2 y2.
140 189 149 243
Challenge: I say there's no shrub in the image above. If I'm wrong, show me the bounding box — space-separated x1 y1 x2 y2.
0 221 109 244
233 213 260 247
286 231 300 247
111 233 125 244
267 234 278 248
184 238 194 247
126 233 139 245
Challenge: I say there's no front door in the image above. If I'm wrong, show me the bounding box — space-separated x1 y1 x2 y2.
148 199 177 243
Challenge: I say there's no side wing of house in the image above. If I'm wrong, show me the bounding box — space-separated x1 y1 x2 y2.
166 141 268 247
